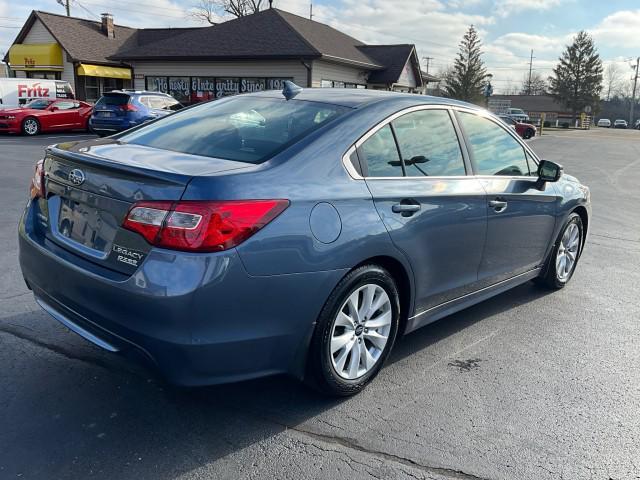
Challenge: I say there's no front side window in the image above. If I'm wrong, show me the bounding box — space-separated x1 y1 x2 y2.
458 112 532 176
391 110 465 177
119 97 349 164
358 125 403 177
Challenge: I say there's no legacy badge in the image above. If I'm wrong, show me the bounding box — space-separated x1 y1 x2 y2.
112 244 145 267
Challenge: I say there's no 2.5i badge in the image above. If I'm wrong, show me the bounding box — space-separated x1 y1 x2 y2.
111 244 146 267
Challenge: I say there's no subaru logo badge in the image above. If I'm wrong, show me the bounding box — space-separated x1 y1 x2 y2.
68 169 85 186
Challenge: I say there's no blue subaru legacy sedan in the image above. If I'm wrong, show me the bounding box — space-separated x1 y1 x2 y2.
19 85 591 396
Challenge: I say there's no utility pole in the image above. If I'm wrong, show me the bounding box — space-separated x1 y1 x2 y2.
422 56 433 77
56 0 71 16
309 2 313 21
527 49 534 95
630 57 639 126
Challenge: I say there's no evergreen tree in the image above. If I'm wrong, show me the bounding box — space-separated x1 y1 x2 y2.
549 31 603 118
443 26 489 103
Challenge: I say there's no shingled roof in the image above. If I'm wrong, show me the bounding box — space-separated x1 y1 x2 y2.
7 11 137 65
112 9 382 67
358 44 421 85
6 8 421 85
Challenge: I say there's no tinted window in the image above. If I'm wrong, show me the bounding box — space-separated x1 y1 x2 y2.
359 125 403 177
391 110 465 177
458 112 531 176
96 94 129 107
25 99 52 110
119 97 349 163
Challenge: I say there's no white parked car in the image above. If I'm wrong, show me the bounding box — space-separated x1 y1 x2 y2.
597 118 611 128
507 107 529 122
614 119 628 129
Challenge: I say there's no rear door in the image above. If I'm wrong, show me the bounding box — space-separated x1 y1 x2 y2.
455 110 557 285
360 107 487 314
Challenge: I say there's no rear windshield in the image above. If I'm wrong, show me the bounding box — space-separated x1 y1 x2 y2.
95 94 130 107
118 97 350 163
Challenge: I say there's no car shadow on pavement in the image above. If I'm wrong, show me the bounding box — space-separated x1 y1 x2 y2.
0 281 552 479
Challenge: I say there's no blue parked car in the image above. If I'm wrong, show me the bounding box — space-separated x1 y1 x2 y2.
88 90 182 136
19 85 590 396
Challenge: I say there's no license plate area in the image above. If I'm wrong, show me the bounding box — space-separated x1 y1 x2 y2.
97 111 114 117
58 198 109 252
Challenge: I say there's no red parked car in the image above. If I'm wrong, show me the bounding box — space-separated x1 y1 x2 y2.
498 114 537 139
0 99 93 135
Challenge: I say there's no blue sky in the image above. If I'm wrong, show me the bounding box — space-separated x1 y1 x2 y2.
1 0 639 93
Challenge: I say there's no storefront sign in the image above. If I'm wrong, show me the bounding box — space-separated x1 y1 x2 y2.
216 78 240 98
144 76 294 104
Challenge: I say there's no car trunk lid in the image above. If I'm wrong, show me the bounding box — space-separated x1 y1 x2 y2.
39 139 253 275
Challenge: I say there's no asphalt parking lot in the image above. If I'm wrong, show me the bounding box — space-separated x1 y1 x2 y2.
1 128 639 480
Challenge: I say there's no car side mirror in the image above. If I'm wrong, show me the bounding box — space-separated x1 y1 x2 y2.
537 160 563 183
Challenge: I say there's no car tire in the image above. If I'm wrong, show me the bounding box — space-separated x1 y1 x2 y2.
306 264 400 396
21 117 40 136
535 213 583 290
524 128 534 139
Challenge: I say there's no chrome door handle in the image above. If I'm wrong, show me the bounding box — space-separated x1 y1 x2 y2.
392 203 421 214
488 199 508 212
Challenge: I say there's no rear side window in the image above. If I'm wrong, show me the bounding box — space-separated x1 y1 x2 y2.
359 125 403 177
119 97 349 163
391 110 465 177
95 94 130 108
458 112 532 176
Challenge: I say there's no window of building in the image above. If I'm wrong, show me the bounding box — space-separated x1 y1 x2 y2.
191 77 215 102
84 76 100 103
168 77 190 104
358 125 403 177
146 76 168 93
458 112 532 176
216 78 240 98
26 71 60 80
391 110 466 177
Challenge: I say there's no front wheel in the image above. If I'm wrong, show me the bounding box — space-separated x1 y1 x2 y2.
306 265 400 396
22 118 40 136
536 213 583 289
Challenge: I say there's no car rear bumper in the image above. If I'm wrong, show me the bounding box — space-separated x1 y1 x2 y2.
88 117 138 134
19 202 346 386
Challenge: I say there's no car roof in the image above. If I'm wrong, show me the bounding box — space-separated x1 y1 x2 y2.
243 87 482 110
105 90 171 97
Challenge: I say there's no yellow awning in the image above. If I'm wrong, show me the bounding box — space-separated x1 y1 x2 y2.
77 63 131 80
8 43 63 71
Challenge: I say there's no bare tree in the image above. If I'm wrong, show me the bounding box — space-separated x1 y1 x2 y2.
603 63 623 101
190 0 264 25
521 71 547 95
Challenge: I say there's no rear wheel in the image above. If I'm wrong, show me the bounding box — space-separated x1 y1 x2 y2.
22 118 40 136
536 213 583 289
524 128 534 139
306 265 400 396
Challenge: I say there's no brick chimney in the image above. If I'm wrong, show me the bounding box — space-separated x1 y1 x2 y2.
101 13 114 38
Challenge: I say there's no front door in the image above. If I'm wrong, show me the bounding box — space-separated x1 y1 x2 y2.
455 110 558 286
359 108 487 315
46 101 80 129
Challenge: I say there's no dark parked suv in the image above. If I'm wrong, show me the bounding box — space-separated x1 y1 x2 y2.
89 90 182 136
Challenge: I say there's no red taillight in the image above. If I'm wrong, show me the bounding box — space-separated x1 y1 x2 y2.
119 103 138 112
30 159 46 199
122 200 289 252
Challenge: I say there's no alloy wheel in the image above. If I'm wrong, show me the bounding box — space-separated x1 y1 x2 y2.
330 283 392 380
23 119 38 135
556 222 580 281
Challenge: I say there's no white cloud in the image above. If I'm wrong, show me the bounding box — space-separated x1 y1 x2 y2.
589 9 640 49
493 0 565 18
